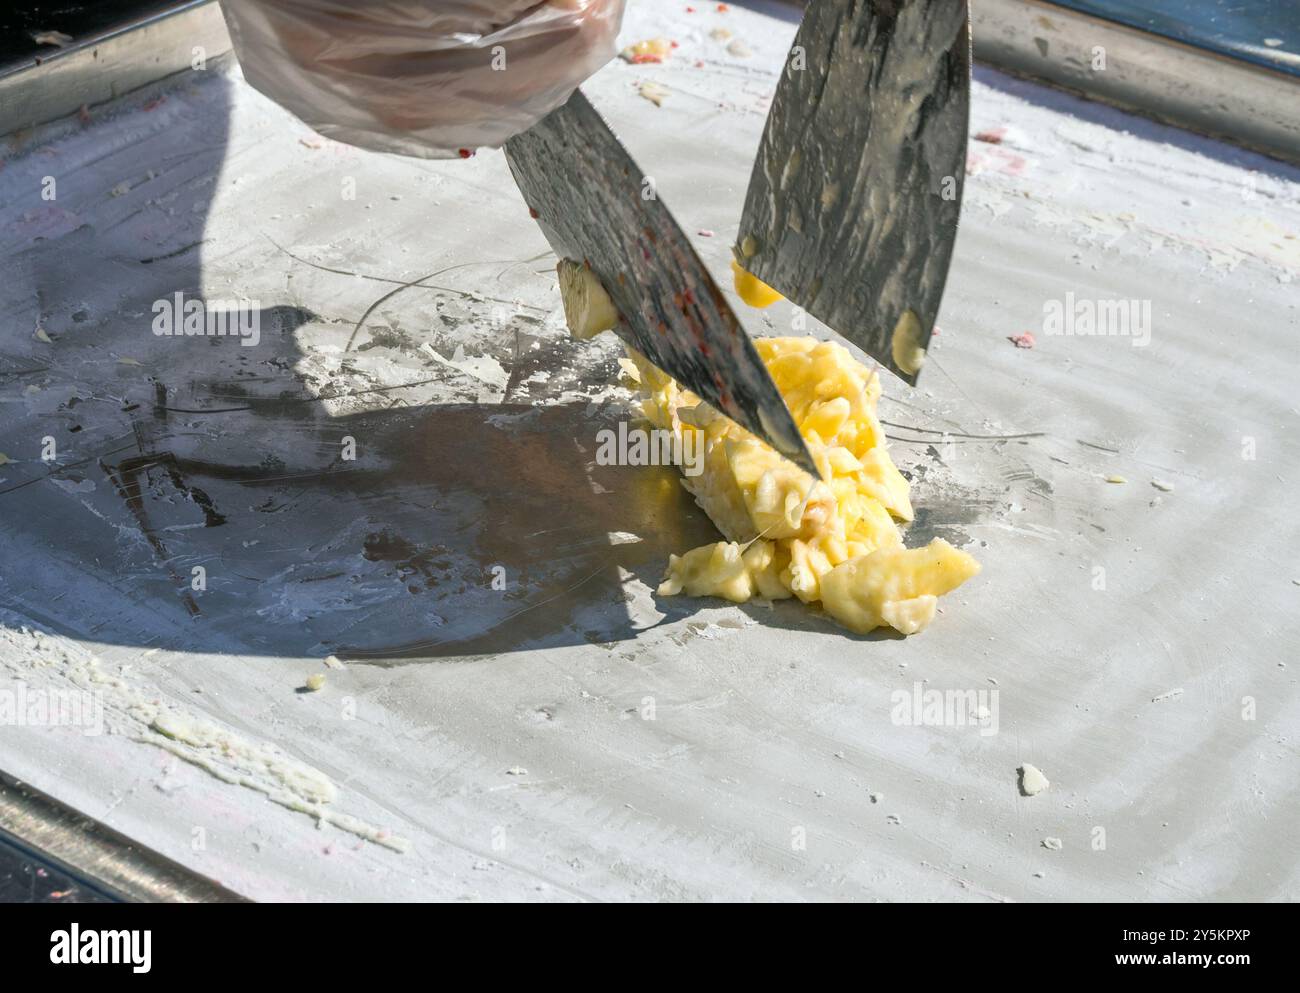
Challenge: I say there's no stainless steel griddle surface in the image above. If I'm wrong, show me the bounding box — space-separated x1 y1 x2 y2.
0 2 1296 901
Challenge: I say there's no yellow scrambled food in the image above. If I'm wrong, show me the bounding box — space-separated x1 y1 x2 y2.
558 259 980 635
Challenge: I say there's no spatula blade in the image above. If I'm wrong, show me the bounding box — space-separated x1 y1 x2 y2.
737 0 971 385
505 89 818 477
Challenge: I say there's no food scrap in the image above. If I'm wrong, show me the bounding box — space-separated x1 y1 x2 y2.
621 38 673 64
890 311 927 375
1008 330 1036 348
1018 763 1050 796
638 81 670 107
556 259 619 338
730 258 782 308
31 30 73 47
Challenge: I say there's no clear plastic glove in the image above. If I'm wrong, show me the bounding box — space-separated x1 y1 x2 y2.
219 0 626 158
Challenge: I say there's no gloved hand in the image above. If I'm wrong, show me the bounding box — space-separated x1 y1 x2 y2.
219 0 626 158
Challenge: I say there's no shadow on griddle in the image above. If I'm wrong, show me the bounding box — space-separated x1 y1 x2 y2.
0 58 905 667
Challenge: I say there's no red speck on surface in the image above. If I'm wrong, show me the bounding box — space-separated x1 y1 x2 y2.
697 229 714 237
1008 331 1036 349
718 3 730 11
671 40 680 48
630 53 663 64
528 206 539 219
50 889 73 899
682 288 697 306
973 127 1006 144
457 148 475 158
143 96 166 112
966 147 1027 177
686 5 695 11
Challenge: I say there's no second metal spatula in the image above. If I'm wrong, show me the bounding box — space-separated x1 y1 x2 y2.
738 0 971 385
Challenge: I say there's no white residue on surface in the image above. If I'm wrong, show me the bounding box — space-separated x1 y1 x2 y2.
0 621 410 853
421 342 509 397
1018 763 1050 796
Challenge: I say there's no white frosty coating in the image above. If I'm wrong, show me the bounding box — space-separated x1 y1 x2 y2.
152 710 336 803
420 342 509 395
0 622 410 853
1018 763 1050 796
0 0 1294 904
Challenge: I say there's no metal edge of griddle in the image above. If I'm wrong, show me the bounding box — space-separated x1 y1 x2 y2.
0 769 250 903
970 0 1300 166
0 0 232 140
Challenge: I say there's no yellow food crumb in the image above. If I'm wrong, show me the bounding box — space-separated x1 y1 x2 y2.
1105 474 1127 484
890 310 926 376
304 673 326 692
620 38 672 63
626 337 980 635
638 81 670 107
730 258 783 309
557 259 620 339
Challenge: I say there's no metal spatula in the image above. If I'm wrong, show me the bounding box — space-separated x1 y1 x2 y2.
504 89 819 477
737 0 971 385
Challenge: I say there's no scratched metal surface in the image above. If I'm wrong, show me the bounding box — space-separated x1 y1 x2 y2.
739 0 970 383
0 1 1297 901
